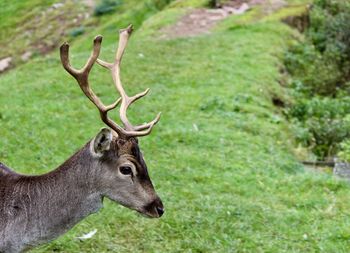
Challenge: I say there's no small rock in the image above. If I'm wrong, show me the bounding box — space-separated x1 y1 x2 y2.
223 3 250 15
0 57 12 72
199 20 207 26
21 51 32 61
333 160 350 180
84 0 95 8
233 3 250 15
52 3 63 9
222 6 238 14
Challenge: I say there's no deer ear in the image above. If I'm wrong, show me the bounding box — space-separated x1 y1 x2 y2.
91 128 113 157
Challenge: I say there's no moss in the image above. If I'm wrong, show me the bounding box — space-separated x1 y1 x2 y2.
216 3 310 33
215 6 264 31
262 4 309 22
168 0 211 8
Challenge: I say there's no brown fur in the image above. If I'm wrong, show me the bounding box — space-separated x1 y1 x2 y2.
0 129 163 253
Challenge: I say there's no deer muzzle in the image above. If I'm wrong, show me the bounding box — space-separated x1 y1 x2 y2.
143 197 164 218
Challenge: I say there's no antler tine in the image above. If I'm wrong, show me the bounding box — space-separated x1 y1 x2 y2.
60 37 129 137
95 25 133 70
115 24 133 63
60 42 79 76
96 24 161 137
82 36 103 73
133 112 162 131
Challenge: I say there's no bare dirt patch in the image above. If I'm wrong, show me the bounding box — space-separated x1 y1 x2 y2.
160 0 286 39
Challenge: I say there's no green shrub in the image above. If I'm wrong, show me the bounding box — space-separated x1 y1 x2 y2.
285 43 343 96
285 0 350 160
309 1 350 81
285 0 350 97
94 0 123 16
288 97 350 160
338 139 350 162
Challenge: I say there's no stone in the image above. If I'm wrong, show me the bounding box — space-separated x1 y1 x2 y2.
21 51 32 61
0 57 12 72
333 160 350 180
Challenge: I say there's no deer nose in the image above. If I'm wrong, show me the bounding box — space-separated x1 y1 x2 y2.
156 206 164 217
144 198 164 218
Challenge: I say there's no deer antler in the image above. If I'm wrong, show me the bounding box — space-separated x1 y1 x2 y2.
60 25 161 138
97 25 161 135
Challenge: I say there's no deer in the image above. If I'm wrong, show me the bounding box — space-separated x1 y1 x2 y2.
0 25 164 253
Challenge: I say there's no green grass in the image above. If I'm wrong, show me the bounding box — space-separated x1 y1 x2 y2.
0 0 173 68
0 0 55 42
1 0 350 252
169 0 210 8
0 0 90 67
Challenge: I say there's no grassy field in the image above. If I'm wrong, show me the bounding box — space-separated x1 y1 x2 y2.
1 0 350 252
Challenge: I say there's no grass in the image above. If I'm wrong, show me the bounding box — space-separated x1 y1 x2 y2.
0 0 172 69
1 0 350 252
0 0 55 42
0 0 91 68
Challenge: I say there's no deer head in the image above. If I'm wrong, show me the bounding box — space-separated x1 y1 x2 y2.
59 25 164 218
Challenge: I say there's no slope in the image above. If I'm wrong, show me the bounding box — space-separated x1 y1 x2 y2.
0 0 350 252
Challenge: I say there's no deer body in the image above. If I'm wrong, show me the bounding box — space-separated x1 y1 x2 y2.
0 145 104 253
0 25 164 253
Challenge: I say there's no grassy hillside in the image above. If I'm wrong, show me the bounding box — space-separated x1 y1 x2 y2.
1 0 350 252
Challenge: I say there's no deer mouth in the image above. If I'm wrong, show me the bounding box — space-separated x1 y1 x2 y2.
136 209 163 218
115 199 164 218
140 199 164 218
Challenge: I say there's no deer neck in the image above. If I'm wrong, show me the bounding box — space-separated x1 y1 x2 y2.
0 142 104 250
37 143 104 228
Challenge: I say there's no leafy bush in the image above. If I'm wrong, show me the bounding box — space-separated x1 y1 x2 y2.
338 139 350 162
94 0 122 16
285 0 350 97
288 97 350 160
309 0 350 82
285 43 343 96
285 0 350 160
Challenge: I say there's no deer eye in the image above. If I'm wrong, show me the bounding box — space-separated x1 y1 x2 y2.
119 166 132 175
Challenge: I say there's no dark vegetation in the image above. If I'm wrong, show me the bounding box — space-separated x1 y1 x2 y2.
93 0 175 17
94 0 123 16
285 0 350 161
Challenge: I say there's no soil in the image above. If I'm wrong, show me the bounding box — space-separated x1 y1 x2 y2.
160 0 287 39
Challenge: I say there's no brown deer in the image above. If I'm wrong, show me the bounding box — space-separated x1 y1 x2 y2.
0 25 164 253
